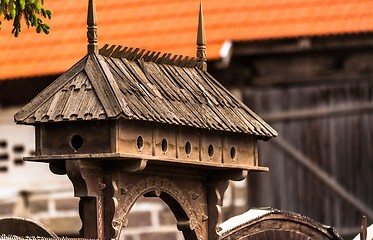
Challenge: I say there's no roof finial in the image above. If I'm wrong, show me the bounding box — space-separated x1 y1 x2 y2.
87 0 98 54
196 0 207 71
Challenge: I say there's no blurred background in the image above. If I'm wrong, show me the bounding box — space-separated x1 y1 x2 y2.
0 0 372 239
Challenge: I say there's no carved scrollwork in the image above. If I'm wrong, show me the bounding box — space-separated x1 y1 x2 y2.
110 173 207 240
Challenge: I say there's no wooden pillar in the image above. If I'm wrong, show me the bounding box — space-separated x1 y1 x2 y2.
65 160 103 238
207 180 229 240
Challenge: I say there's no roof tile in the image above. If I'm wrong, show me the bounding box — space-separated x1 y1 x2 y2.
2 0 373 80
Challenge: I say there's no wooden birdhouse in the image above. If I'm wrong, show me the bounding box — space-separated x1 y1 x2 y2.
14 7 277 170
14 1 277 239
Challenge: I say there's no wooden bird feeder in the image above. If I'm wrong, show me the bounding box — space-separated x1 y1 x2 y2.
14 1 277 239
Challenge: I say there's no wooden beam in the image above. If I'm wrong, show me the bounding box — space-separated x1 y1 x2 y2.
262 102 373 122
272 137 373 220
233 33 373 57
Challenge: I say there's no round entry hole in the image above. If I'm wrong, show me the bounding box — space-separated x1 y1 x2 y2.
161 139 168 153
208 144 214 158
137 136 144 150
70 135 83 151
230 147 237 160
185 142 191 156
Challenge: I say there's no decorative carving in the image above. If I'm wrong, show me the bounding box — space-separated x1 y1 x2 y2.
196 0 207 71
64 160 248 239
109 172 207 240
66 160 102 197
87 0 98 54
207 180 229 240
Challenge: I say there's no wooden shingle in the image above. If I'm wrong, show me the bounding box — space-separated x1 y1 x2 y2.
14 48 277 139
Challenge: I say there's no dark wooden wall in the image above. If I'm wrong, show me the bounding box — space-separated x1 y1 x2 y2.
209 34 373 238
246 82 373 236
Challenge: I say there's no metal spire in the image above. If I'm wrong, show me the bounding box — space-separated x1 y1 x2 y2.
87 0 98 54
196 0 207 71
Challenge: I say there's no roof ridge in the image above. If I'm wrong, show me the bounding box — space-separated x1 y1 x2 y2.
99 44 203 69
84 54 123 118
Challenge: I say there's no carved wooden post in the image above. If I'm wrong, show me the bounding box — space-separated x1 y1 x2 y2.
65 160 102 238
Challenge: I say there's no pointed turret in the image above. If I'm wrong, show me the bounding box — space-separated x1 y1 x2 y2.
87 0 98 54
196 0 207 71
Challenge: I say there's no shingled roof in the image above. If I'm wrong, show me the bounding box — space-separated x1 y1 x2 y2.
14 48 277 139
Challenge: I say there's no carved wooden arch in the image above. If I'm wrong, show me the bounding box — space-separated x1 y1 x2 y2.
63 160 232 239
108 172 208 240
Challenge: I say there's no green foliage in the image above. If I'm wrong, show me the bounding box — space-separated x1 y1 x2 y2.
0 0 52 37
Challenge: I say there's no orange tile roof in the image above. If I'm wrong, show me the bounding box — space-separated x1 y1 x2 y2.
1 0 373 80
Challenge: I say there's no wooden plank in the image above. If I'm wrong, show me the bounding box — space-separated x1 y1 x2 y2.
90 97 106 120
169 65 205 104
97 55 133 117
66 84 88 120
77 88 96 119
50 88 72 121
15 56 88 122
123 93 150 120
150 52 161 62
144 62 179 101
183 68 220 105
110 58 140 93
45 89 64 120
70 71 88 90
262 102 373 122
158 65 190 102
128 48 140 60
144 51 156 62
84 54 122 117
272 136 373 220
122 47 133 59
122 59 156 96
33 96 53 122
174 55 183 66
61 84 86 120
155 53 167 64
196 70 231 106
134 49 145 60
98 44 111 56
111 45 123 58
129 60 164 99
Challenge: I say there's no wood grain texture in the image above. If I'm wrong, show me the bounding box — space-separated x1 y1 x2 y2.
15 49 277 138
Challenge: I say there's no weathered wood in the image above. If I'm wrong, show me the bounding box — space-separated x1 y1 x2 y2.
14 56 87 122
97 55 133 116
155 53 167 64
85 54 122 117
272 136 373 220
110 45 123 58
98 43 110 55
128 48 139 61
87 0 98 54
220 210 343 240
39 121 114 155
0 218 58 238
196 0 207 71
262 102 373 122
360 216 368 240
